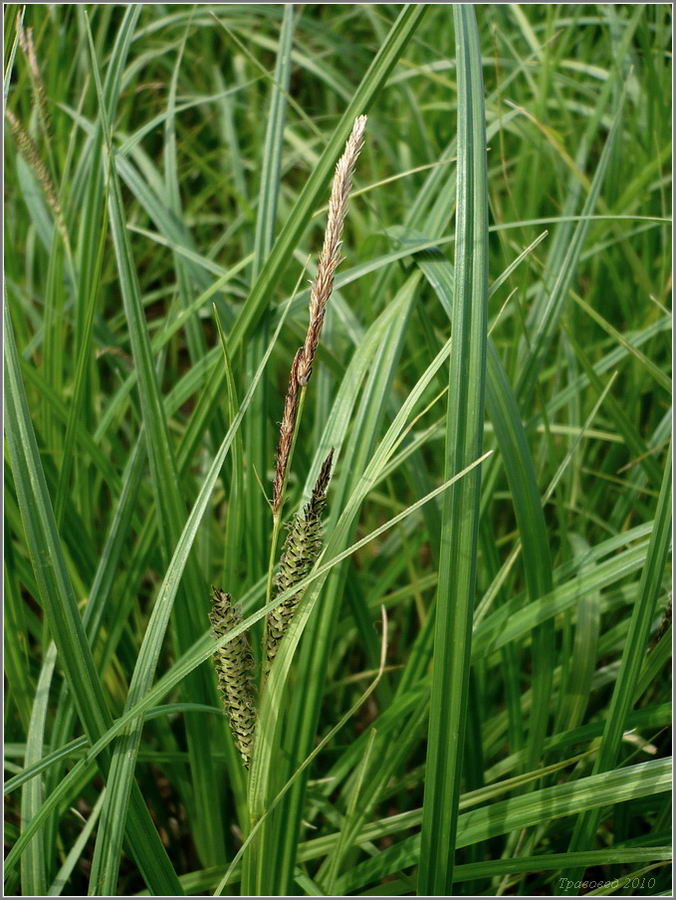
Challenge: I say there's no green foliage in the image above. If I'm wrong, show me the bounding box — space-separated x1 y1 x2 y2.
4 3 671 896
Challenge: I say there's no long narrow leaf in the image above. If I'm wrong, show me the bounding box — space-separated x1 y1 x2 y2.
4 304 182 895
418 7 489 893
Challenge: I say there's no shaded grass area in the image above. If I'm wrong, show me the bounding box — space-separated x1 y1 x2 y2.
4 3 672 896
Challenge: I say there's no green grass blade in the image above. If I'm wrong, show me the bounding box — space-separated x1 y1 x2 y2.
562 441 672 889
252 4 294 275
81 12 224 885
414 249 556 771
54 6 140 525
20 643 56 895
5 7 669 893
244 2 294 592
47 789 105 896
177 4 428 464
4 303 182 895
418 7 489 893
341 757 672 893
515 101 623 404
265 273 421 894
3 543 33 734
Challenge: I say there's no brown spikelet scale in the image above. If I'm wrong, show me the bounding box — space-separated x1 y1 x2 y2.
209 588 257 768
269 118 364 518
265 450 334 675
297 115 367 385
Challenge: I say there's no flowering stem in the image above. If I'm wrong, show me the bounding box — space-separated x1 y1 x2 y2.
261 385 307 686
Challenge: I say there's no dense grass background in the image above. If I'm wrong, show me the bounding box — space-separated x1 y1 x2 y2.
4 3 672 896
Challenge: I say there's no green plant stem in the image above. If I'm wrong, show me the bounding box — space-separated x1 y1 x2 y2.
260 385 308 686
248 384 307 892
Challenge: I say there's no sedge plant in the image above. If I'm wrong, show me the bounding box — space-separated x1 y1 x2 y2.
4 4 671 897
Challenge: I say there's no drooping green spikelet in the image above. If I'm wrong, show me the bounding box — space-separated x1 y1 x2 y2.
209 588 257 768
265 450 334 675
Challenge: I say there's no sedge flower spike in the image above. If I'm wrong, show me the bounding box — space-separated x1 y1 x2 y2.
265 450 334 675
297 115 367 385
270 116 366 515
209 588 257 768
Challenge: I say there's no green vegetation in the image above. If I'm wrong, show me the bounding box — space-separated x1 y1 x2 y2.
4 4 671 896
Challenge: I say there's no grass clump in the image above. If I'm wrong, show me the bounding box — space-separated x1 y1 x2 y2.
4 4 671 897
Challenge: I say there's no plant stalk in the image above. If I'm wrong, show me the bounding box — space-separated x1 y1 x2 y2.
261 385 307 689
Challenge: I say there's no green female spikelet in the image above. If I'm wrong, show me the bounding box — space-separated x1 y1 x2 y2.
265 450 334 675
209 588 257 768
